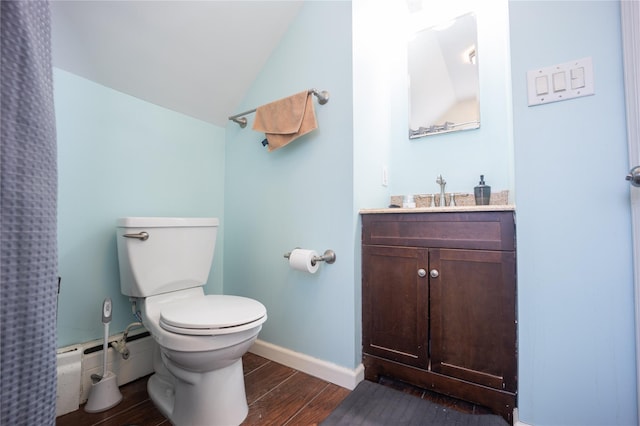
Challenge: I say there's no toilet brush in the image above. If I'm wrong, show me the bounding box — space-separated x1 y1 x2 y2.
84 298 123 413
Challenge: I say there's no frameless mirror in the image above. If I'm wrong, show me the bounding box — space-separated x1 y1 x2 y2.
408 13 480 139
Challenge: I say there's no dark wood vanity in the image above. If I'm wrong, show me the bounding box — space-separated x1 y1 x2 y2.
361 209 516 422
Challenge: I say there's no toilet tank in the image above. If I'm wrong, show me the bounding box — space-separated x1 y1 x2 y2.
116 217 218 297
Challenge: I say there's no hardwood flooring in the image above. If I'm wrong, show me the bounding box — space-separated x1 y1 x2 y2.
56 352 351 426
56 352 495 426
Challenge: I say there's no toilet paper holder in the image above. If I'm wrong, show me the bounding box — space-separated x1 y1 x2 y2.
284 249 336 266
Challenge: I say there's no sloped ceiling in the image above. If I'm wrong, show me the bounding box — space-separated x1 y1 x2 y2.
50 1 304 127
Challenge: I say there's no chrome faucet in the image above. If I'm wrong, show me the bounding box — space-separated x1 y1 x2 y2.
436 175 446 207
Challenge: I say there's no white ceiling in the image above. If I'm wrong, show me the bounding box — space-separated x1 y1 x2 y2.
50 1 304 127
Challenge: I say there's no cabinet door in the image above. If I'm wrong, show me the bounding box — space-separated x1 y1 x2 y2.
430 248 517 392
362 245 429 368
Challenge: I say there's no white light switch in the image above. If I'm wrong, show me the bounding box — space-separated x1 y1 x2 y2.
527 57 594 106
552 71 566 92
571 67 585 89
381 165 388 187
535 75 549 95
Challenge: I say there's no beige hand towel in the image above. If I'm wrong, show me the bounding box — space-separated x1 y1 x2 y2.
252 90 318 152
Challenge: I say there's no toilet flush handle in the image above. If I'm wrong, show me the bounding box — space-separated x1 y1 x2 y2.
123 231 149 241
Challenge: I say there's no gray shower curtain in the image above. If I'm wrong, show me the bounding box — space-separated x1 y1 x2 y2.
1 1 58 425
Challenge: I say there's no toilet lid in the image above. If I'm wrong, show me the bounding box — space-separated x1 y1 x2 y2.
159 295 267 336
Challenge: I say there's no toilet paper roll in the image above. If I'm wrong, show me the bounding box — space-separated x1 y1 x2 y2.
288 249 320 274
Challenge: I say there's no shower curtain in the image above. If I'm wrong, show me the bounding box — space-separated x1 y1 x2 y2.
1 1 58 425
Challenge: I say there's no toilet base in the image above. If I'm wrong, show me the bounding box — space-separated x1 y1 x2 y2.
147 358 249 426
147 374 175 421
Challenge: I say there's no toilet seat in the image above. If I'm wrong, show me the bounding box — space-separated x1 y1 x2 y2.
159 295 267 336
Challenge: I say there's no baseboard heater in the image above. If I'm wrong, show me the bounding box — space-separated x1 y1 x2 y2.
82 331 150 355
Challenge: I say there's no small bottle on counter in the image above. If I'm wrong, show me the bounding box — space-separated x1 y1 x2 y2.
474 175 491 205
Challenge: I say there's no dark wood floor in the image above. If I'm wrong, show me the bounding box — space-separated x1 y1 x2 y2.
56 352 350 426
57 352 494 426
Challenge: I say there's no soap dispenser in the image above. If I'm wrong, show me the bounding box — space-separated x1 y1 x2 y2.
474 175 491 205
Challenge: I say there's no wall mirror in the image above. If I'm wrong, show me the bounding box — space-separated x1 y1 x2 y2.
408 12 480 139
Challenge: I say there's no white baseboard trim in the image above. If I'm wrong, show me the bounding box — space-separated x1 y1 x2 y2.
249 339 364 391
513 408 533 426
56 331 155 417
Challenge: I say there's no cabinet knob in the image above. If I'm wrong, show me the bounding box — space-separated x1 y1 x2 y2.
430 269 439 278
417 268 427 278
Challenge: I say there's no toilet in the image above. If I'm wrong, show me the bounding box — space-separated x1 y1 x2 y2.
116 217 267 426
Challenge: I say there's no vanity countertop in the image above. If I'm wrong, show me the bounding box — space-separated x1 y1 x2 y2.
360 204 515 214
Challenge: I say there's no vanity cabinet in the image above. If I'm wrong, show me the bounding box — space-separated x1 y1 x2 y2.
361 210 516 421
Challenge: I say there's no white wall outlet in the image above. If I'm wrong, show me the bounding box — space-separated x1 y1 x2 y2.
527 57 594 106
381 165 389 187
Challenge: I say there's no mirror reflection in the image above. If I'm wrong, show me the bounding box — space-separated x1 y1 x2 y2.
408 13 480 139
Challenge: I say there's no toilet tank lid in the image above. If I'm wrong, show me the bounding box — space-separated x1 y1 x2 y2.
117 217 219 228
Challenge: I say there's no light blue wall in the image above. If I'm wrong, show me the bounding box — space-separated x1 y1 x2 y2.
388 1 514 199
352 0 401 210
509 2 636 425
223 2 356 368
55 69 225 347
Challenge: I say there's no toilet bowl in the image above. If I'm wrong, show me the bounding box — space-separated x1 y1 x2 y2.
116 217 267 426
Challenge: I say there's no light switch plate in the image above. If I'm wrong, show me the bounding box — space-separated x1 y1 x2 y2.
527 57 594 106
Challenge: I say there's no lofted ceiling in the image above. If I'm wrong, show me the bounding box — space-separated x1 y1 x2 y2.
50 1 304 127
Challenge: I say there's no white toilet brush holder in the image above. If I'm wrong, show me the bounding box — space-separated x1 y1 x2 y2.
84 371 122 413
85 298 123 413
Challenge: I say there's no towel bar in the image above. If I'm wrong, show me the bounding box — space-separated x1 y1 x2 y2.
228 88 329 128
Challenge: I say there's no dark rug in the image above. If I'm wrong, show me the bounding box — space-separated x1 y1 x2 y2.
321 381 510 426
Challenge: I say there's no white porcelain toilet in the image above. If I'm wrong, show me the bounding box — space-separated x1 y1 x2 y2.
116 217 267 426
